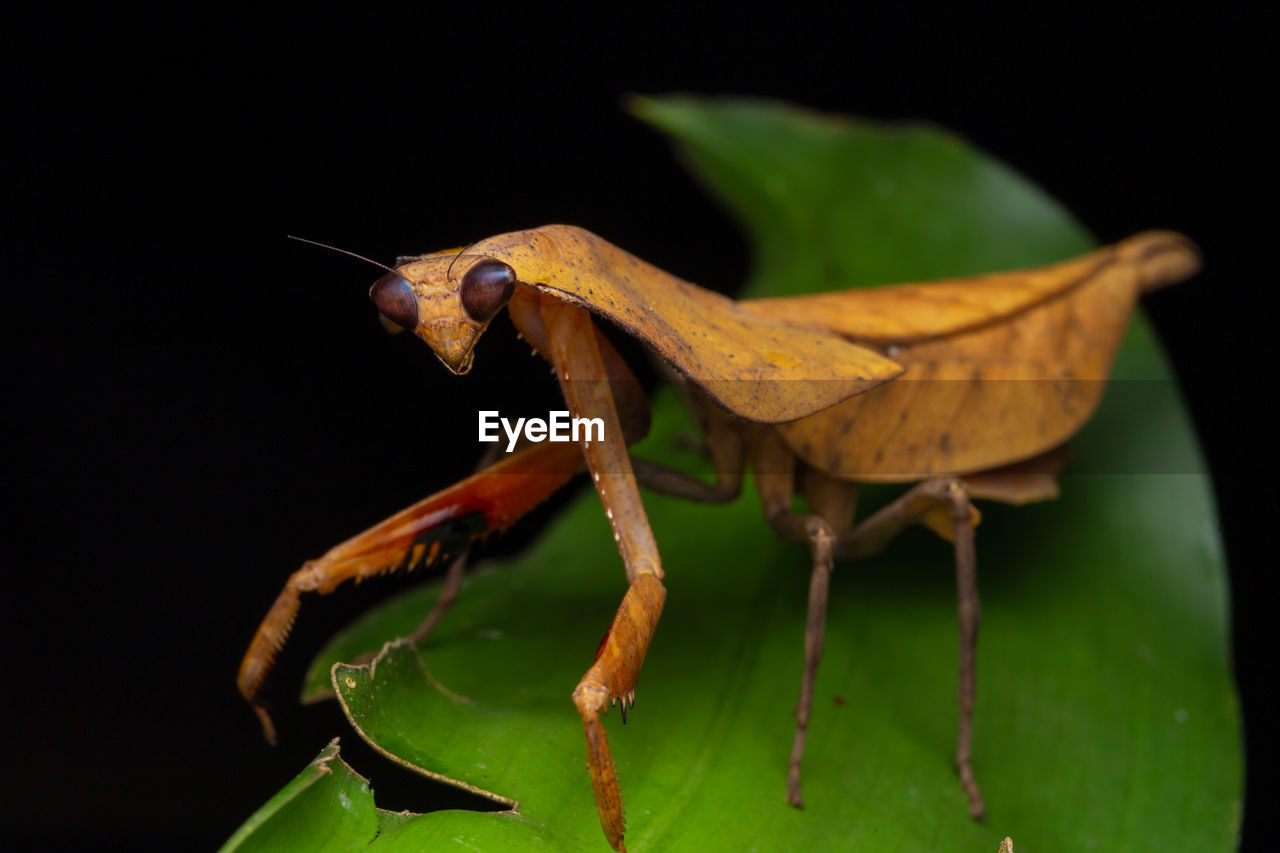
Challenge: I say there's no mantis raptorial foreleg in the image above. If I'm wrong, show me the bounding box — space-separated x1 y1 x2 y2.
236 437 585 741
507 291 668 852
526 294 665 587
571 573 666 852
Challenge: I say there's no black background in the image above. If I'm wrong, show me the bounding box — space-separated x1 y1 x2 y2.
6 6 1276 851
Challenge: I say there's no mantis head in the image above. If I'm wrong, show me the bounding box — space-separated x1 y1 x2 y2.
369 254 517 375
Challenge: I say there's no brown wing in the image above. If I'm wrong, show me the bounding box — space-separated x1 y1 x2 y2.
470 225 904 424
763 232 1200 480
740 231 1198 344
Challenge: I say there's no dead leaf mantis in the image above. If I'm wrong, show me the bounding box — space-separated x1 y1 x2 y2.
238 225 1198 851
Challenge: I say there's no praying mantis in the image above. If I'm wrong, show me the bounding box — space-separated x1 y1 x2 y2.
238 224 1199 851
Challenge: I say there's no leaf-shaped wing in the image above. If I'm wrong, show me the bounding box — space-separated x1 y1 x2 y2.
739 231 1197 345
472 225 904 423
767 232 1200 479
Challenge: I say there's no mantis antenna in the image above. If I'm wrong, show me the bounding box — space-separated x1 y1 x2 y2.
446 241 480 279
286 235 400 276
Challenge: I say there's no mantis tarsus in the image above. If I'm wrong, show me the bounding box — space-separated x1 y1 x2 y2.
239 224 1199 851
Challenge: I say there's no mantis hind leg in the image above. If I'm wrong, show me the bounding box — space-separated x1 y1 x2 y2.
835 477 985 820
948 481 985 819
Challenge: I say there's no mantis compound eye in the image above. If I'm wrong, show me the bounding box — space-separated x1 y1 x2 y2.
460 259 517 323
369 272 419 331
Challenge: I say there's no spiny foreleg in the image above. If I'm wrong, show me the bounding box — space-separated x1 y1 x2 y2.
237 438 582 742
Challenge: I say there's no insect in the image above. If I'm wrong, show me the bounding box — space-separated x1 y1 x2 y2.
238 225 1199 851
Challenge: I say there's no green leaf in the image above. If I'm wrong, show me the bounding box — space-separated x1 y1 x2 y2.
236 96 1242 851
219 739 379 852
628 95 1096 294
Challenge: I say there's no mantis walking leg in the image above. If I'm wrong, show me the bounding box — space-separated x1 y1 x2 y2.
787 518 837 809
630 382 746 504
630 399 745 503
748 429 859 809
948 482 984 819
835 477 985 819
629 451 743 503
397 445 507 649
346 551 469 670
400 551 466 645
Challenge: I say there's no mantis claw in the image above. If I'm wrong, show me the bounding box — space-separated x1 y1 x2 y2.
571 574 665 851
252 704 278 746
